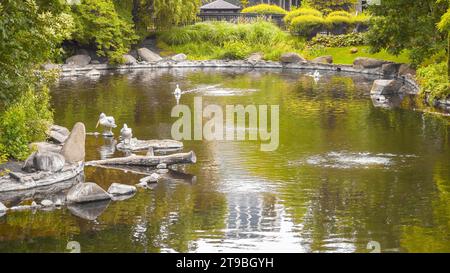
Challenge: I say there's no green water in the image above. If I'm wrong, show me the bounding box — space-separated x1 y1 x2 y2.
1 68 449 253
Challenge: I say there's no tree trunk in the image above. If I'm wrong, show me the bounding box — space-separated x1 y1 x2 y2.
86 151 196 167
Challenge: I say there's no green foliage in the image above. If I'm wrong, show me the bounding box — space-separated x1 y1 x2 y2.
288 15 326 37
241 4 287 15
416 62 450 101
302 0 357 14
0 0 74 107
70 0 138 63
158 21 304 61
284 7 323 25
327 10 352 18
367 0 448 66
0 87 53 160
325 14 352 26
240 0 249 9
309 33 367 47
0 0 72 160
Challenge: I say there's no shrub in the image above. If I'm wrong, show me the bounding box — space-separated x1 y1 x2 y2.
0 87 53 160
221 41 251 60
71 0 138 64
327 11 352 18
416 62 450 101
289 15 326 37
325 15 353 34
241 4 287 15
309 33 367 47
284 7 323 25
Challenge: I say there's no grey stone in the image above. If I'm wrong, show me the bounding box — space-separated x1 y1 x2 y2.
65 54 91 66
22 151 65 173
139 173 160 184
0 202 7 213
381 63 401 76
370 79 403 96
61 122 86 163
10 205 31 211
353 57 387 69
137 48 162 63
157 168 169 174
66 182 111 204
42 63 62 70
398 64 416 76
41 199 54 207
156 163 167 169
51 125 70 137
123 54 137 65
280 53 306 63
29 142 62 154
54 199 63 207
247 53 263 64
312 55 333 64
350 47 358 54
171 53 187 62
90 60 101 64
49 130 67 144
107 183 137 196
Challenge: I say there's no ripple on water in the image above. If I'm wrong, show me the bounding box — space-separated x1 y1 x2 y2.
183 84 258 96
289 151 417 169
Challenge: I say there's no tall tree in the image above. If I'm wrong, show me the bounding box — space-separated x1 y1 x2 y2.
366 0 448 66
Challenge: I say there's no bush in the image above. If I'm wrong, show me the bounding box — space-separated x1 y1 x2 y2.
71 0 138 64
309 33 367 47
158 21 304 61
327 11 352 18
241 4 287 15
221 41 251 60
284 7 323 25
289 15 326 37
416 62 450 101
0 87 53 160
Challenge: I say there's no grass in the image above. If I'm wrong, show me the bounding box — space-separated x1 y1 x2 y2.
303 46 410 64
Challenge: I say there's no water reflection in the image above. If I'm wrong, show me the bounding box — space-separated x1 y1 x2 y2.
1 68 449 253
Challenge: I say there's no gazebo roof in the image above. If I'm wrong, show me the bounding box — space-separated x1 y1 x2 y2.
200 0 241 10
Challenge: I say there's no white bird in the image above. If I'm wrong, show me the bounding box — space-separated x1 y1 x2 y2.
313 70 320 78
174 84 182 95
120 123 133 145
96 112 117 136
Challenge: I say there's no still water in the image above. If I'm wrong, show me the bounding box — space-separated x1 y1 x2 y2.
1 68 449 253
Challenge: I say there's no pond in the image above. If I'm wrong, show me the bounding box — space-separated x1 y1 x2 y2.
1 68 449 253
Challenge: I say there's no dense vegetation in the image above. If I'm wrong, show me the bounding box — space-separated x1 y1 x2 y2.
241 4 287 15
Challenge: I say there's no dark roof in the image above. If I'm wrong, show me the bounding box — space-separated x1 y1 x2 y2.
200 0 241 10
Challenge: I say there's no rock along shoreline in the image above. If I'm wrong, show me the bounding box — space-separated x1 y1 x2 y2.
53 59 420 94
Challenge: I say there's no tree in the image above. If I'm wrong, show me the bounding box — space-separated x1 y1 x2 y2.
366 0 448 66
437 3 450 79
302 0 357 13
241 0 249 8
0 0 74 159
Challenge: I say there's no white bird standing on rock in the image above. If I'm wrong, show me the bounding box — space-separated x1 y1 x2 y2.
120 123 133 145
96 112 117 136
174 84 182 95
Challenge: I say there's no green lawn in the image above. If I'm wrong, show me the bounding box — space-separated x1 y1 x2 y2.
303 46 410 64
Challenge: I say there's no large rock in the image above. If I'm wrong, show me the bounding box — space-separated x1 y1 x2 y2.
353 57 387 69
370 79 403 96
280 52 306 63
49 124 70 143
29 142 62 154
51 125 70 137
137 48 162 63
398 64 416 76
381 63 401 76
65 54 91 66
247 53 263 64
312 55 333 64
107 183 137 196
61 122 86 163
171 53 187 62
66 182 111 204
123 54 137 65
22 151 65 173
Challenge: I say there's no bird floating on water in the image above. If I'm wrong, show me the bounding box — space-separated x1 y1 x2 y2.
120 123 133 145
96 112 117 136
